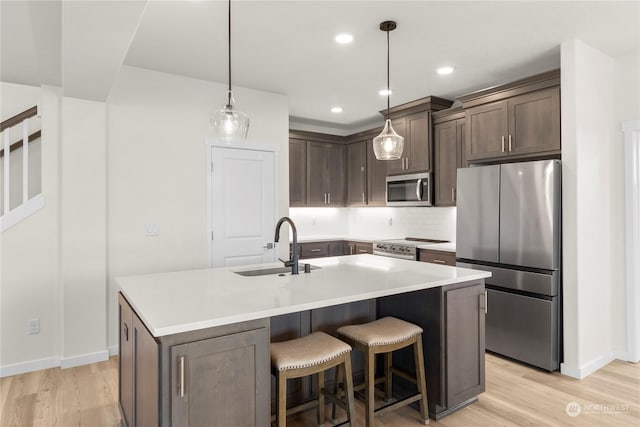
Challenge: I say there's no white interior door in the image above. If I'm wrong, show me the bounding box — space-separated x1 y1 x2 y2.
210 147 277 267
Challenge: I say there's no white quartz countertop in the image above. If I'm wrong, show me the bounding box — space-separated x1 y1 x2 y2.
296 235 382 243
117 254 487 337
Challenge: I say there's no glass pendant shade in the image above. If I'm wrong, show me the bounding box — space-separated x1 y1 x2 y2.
373 119 404 160
211 90 249 144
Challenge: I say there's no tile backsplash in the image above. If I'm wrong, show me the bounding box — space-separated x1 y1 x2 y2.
289 207 456 242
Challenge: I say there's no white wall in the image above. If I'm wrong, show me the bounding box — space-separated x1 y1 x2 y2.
0 85 61 375
0 82 40 120
60 97 107 365
288 207 349 237
561 39 616 378
613 50 640 359
106 66 289 349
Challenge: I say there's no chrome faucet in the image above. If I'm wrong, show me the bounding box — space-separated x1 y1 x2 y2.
274 217 299 275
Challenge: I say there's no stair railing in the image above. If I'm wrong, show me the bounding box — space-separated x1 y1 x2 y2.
0 105 39 217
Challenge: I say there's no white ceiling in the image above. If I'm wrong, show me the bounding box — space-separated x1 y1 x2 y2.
2 1 639 132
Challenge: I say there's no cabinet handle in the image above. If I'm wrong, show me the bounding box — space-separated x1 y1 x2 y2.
508 134 512 152
350 246 354 255
324 193 327 204
311 249 322 252
178 356 185 397
358 249 368 253
479 292 488 314
432 259 446 264
362 192 365 204
451 187 455 202
124 323 129 341
328 193 331 204
501 136 505 153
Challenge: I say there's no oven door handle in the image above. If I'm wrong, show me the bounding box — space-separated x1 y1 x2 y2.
416 179 423 201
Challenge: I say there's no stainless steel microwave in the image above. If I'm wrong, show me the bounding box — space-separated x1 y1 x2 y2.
386 172 432 206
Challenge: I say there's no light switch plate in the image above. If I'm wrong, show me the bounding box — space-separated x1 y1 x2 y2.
145 223 160 237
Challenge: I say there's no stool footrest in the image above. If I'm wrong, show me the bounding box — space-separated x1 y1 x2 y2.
375 393 423 415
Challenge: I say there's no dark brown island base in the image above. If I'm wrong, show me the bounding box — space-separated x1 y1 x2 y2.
117 255 490 426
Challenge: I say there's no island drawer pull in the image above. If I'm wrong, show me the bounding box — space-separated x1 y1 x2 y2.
310 249 321 252
178 356 185 397
358 249 368 253
432 259 446 264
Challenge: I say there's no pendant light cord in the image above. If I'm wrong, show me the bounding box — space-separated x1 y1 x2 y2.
386 27 390 116
227 0 232 106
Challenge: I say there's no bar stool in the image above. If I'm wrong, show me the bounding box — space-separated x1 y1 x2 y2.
271 331 357 427
336 316 429 426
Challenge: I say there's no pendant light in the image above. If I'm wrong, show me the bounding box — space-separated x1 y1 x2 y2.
210 0 249 144
373 21 404 160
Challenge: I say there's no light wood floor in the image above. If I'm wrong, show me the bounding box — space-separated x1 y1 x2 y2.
0 353 638 426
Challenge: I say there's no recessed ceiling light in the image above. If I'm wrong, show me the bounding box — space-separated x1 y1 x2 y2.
335 33 354 44
378 89 392 96
331 107 343 113
437 66 454 75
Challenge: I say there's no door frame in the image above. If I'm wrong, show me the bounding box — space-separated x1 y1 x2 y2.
205 138 280 268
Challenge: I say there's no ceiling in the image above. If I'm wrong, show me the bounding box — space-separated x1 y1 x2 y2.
2 1 639 132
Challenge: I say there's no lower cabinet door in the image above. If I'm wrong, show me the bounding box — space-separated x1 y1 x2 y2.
171 328 270 427
119 296 135 427
445 283 485 407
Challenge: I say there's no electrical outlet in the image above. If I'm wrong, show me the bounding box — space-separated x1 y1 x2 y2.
27 318 40 335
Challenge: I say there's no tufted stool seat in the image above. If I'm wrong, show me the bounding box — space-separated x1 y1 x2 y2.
337 317 429 426
271 332 356 426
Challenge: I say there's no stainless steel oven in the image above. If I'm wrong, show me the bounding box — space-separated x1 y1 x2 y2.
386 172 432 206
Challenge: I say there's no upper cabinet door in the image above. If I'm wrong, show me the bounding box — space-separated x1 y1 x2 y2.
366 141 387 206
507 87 561 156
405 111 431 173
347 141 367 206
434 120 458 207
306 142 329 206
465 100 509 161
385 117 407 175
325 144 346 206
289 139 307 207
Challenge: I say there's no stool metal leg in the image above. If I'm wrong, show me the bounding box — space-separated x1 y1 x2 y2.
413 338 429 425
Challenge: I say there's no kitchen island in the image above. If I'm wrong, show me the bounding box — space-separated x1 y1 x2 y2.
117 254 490 427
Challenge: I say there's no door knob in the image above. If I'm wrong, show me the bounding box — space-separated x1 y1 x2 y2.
263 243 274 249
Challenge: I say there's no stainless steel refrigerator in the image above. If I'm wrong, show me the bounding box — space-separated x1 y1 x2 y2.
456 159 561 371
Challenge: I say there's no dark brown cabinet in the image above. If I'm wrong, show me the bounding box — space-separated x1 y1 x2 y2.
383 97 453 176
307 142 345 206
346 141 367 206
418 249 456 266
461 70 561 163
377 280 485 420
171 328 269 427
119 293 270 427
119 294 159 427
343 241 373 255
433 109 465 206
366 141 388 206
289 139 307 207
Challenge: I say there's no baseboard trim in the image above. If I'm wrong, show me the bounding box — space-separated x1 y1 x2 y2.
0 356 60 378
561 352 616 379
60 350 109 369
108 345 119 357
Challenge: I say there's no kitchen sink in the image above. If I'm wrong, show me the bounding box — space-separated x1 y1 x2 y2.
234 265 320 277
